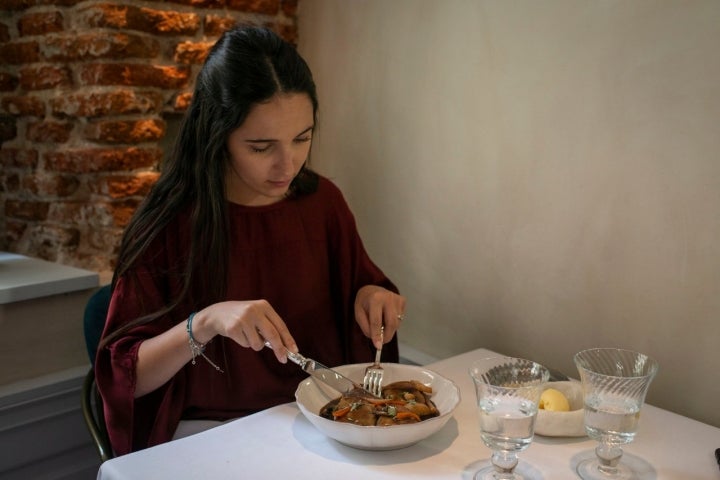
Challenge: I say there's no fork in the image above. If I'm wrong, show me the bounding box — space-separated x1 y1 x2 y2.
362 325 384 397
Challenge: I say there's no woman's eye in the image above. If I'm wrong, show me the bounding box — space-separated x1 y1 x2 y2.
295 136 312 144
250 144 271 153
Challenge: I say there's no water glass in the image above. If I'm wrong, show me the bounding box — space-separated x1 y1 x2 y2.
574 348 659 479
469 357 549 480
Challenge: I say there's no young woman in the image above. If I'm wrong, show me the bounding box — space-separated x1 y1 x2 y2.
96 25 406 455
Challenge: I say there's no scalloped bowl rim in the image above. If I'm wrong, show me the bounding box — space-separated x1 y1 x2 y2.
295 363 461 450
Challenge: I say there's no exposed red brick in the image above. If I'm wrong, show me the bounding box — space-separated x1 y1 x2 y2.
0 23 9 42
64 198 140 227
87 227 123 252
281 0 297 17
1 95 46 117
92 171 160 198
48 200 81 223
0 148 39 168
1 0 81 10
80 4 201 35
24 224 81 255
1 0 293 273
167 0 225 8
5 199 50 221
78 63 190 89
107 199 140 227
44 147 162 173
173 41 213 64
227 0 280 15
0 116 17 143
18 11 65 36
0 72 18 91
26 120 73 143
172 91 193 111
19 65 72 90
3 219 27 245
84 118 165 143
50 89 163 118
22 172 79 197
43 32 160 61
204 15 237 37
265 22 298 45
0 41 41 65
2 172 21 192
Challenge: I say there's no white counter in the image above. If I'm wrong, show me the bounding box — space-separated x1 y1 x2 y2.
0 252 100 385
0 252 99 304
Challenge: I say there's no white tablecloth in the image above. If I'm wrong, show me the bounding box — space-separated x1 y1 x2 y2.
97 348 720 479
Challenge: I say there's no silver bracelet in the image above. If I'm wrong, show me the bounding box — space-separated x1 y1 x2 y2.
186 312 224 373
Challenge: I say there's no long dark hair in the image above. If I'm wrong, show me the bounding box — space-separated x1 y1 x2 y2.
102 25 319 346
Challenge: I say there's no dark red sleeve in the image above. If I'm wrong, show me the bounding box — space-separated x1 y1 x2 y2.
95 242 190 455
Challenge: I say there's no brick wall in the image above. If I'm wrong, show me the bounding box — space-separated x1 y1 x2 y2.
0 0 298 279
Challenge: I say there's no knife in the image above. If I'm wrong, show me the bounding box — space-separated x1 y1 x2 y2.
264 341 378 397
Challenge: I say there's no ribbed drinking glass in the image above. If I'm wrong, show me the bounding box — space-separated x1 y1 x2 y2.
469 357 549 480
574 348 659 480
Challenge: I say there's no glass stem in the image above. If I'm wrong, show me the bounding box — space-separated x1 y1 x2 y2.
595 443 623 475
490 451 519 479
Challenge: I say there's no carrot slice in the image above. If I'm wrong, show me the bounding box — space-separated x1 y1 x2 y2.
394 411 421 422
332 406 351 418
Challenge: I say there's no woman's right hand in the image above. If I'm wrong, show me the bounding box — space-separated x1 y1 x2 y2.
191 300 298 363
135 299 296 398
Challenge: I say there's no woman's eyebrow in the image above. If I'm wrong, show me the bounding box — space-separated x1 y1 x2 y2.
244 125 314 143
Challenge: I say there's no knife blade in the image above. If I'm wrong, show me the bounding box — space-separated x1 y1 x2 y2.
264 341 378 397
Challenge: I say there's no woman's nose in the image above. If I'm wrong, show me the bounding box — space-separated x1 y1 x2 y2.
275 147 295 172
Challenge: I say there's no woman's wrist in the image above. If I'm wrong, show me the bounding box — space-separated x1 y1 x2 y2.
185 310 224 373
186 310 214 345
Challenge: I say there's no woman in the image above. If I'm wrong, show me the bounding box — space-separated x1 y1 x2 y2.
96 25 405 455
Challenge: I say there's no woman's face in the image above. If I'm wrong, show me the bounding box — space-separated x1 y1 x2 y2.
225 93 314 206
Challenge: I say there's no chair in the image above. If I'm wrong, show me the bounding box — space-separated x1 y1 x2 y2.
81 284 114 462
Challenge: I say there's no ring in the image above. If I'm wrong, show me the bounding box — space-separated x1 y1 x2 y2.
397 314 404 322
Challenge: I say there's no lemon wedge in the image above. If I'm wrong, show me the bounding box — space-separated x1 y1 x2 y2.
539 387 570 412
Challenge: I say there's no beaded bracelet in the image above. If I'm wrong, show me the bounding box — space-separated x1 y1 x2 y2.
186 312 223 373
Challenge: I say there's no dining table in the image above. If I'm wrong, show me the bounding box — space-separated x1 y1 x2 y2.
97 348 720 479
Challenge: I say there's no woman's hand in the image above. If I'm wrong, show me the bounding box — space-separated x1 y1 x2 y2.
192 300 298 363
135 299 295 398
354 285 406 349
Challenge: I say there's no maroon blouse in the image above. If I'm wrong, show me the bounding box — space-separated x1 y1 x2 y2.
96 176 399 455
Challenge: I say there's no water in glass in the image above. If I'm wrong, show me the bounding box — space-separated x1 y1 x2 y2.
583 393 640 444
478 396 536 452
469 357 549 480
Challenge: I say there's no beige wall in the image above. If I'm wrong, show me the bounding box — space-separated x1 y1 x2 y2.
298 0 720 427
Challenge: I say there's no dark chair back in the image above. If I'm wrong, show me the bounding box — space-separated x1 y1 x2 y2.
81 284 114 461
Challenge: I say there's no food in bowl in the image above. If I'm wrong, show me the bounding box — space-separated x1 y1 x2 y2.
539 387 571 412
535 381 586 437
295 363 461 450
320 380 440 426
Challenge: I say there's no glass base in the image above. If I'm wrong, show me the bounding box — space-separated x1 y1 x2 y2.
576 458 637 480
473 461 539 480
474 465 522 480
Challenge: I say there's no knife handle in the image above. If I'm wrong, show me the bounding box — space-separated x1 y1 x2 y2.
263 340 306 366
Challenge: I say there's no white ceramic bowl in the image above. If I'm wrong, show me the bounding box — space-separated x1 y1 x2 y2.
535 381 586 437
295 363 461 450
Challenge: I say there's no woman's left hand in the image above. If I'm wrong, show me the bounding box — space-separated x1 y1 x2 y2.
354 285 406 349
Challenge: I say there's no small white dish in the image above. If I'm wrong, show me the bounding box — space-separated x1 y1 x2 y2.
295 363 460 450
535 381 586 437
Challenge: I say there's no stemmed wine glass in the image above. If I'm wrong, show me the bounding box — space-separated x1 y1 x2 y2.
574 348 659 480
469 357 549 480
